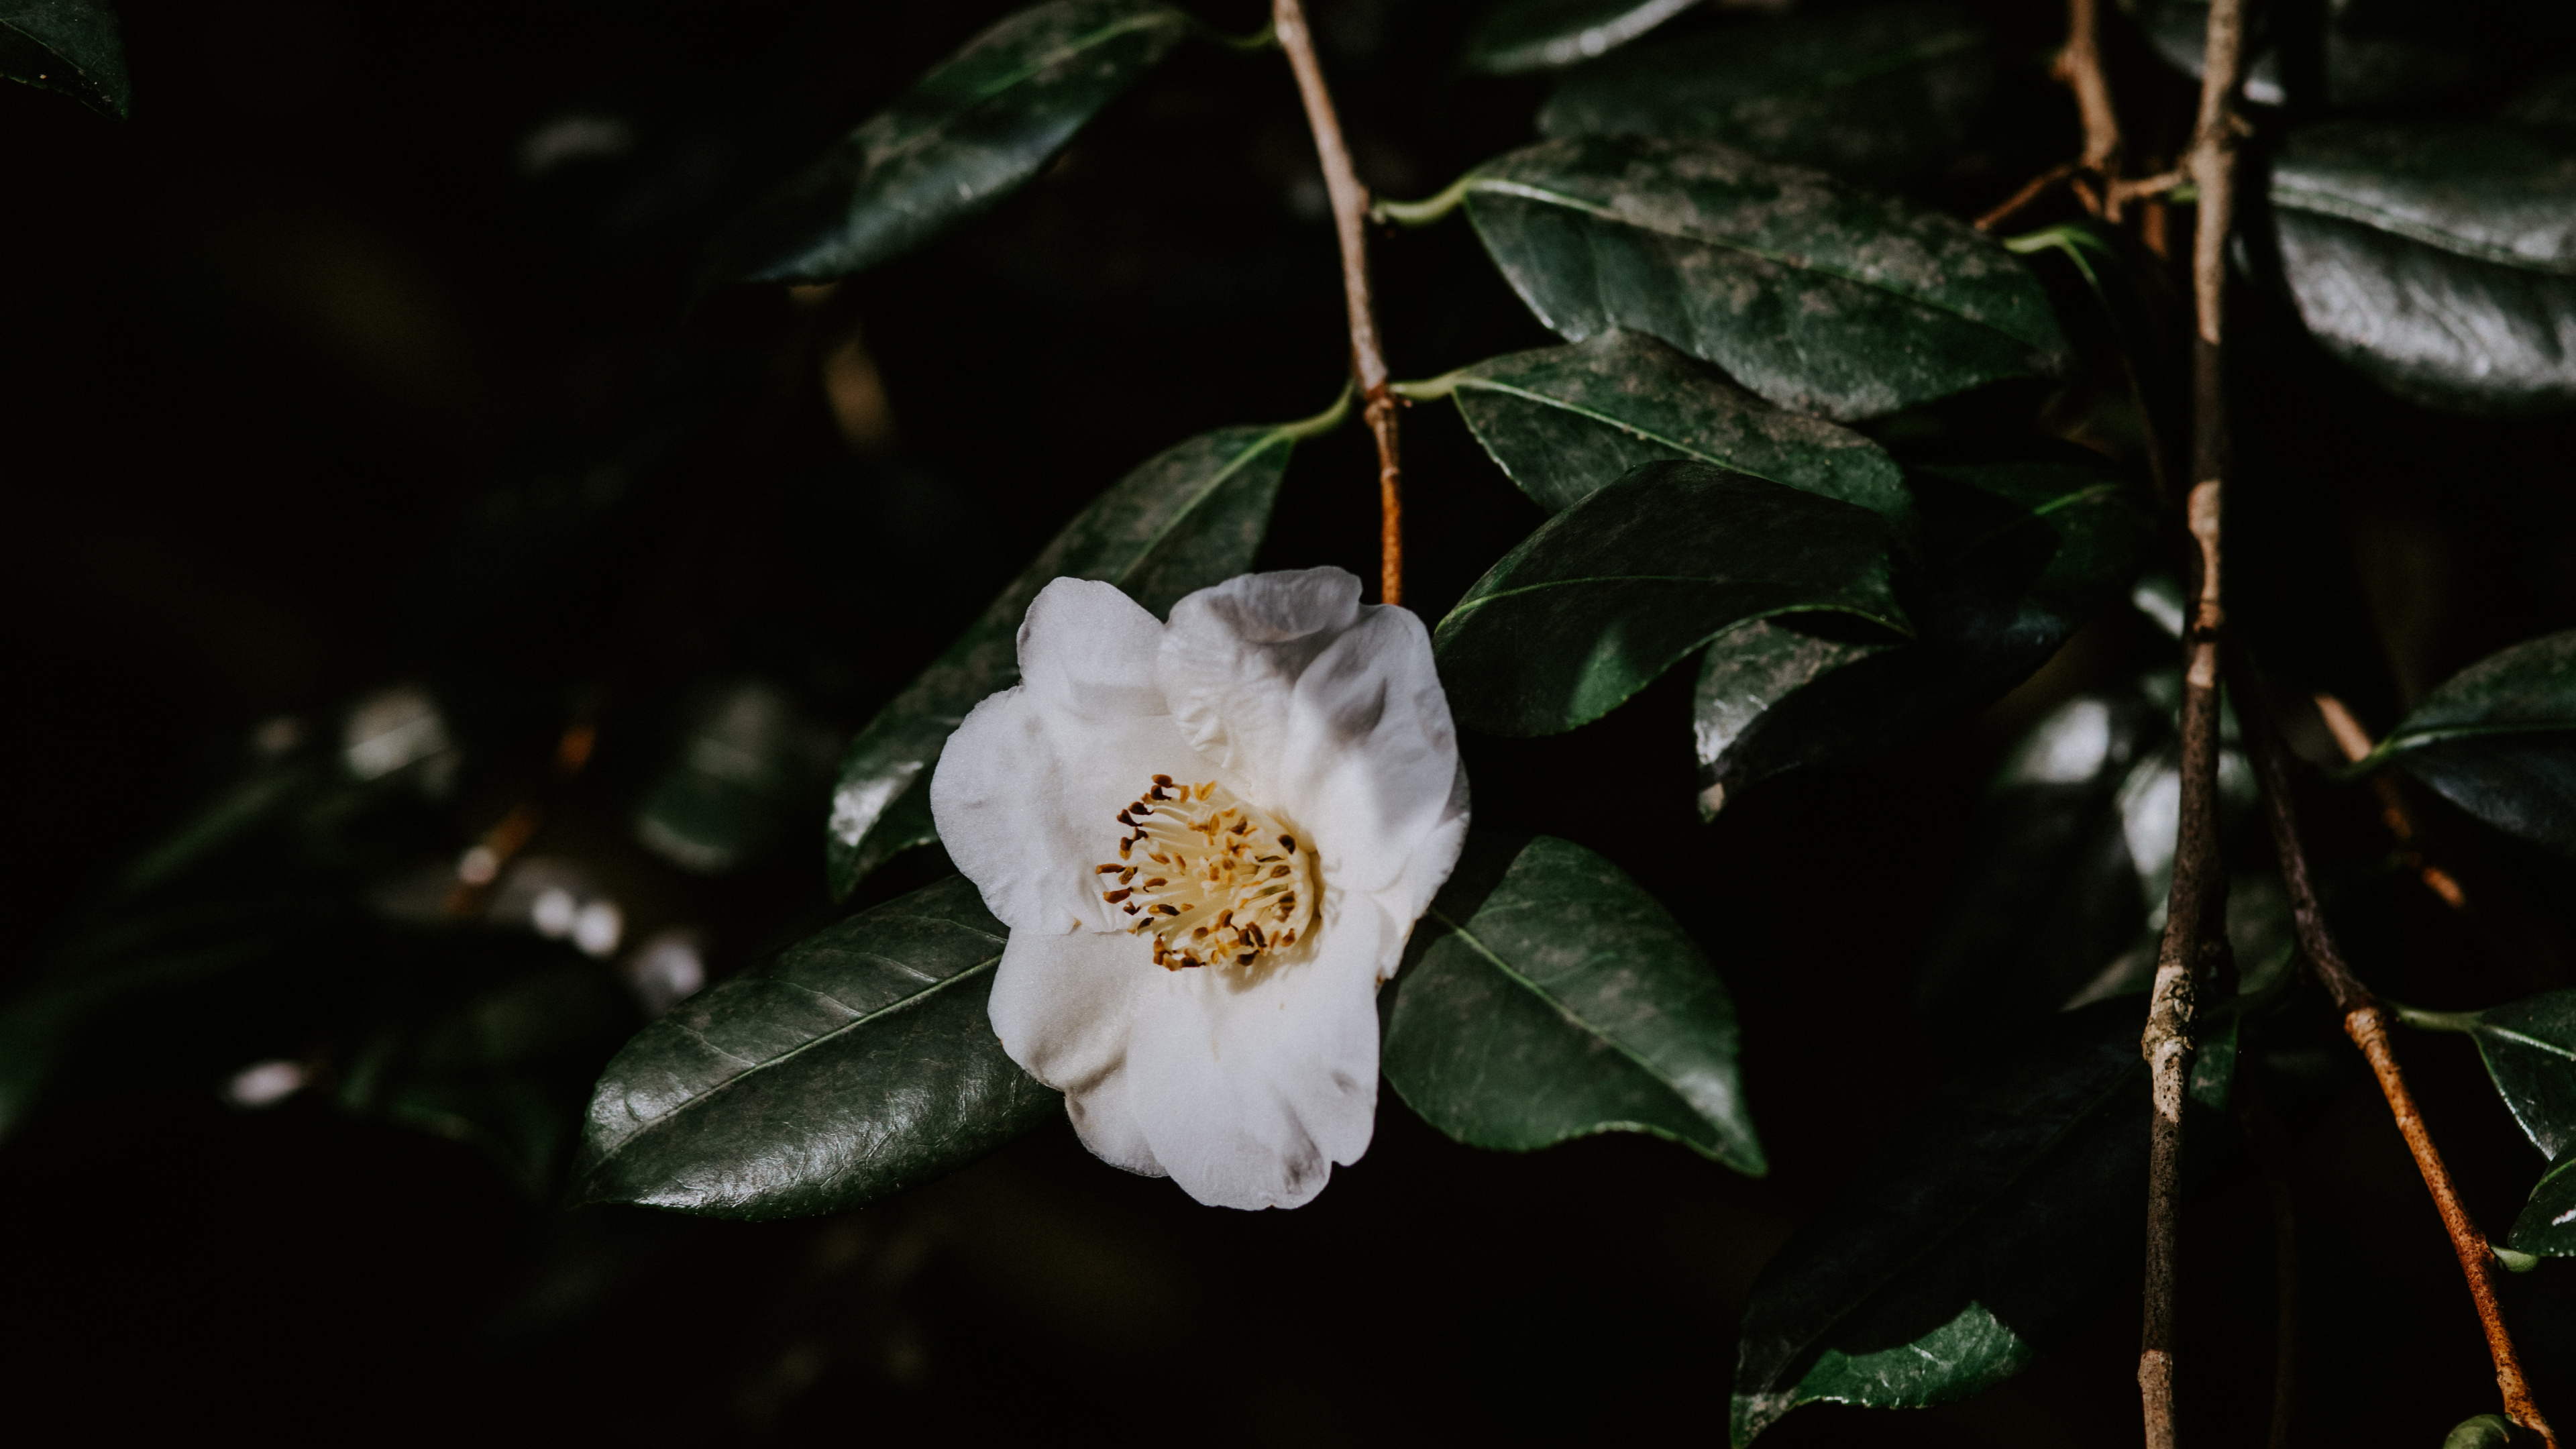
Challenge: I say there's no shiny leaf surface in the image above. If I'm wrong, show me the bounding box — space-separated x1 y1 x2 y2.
575 875 1055 1220
2269 123 2576 417
1462 0 1703 75
704 0 1192 286
0 0 128 118
2375 630 2576 854
1381 833 1763 1171
1696 455 2152 812
1539 1 2035 191
1434 458 1906 737
1462 136 2067 420
2508 1147 2576 1257
2449 991 2576 1159
1730 999 2234 1444
827 421 1297 897
1436 329 1909 517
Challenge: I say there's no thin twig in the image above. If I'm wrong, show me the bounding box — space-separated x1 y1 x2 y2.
1273 0 1403 606
1973 162 2077 233
2062 0 2122 172
2139 1 2249 1440
2236 672 2561 1449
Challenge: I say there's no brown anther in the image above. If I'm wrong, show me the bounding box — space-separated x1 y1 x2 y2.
1153 774 1174 787
1142 877 1167 889
1279 835 1296 851
1155 904 1181 916
1269 864 1291 879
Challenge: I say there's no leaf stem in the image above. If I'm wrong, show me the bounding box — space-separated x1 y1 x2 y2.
2139 0 2250 1438
2235 664 2561 1448
1371 172 1474 227
1276 381 1356 440
1273 0 1404 606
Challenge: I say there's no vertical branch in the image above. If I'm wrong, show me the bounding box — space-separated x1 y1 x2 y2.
2235 673 2561 1449
2065 0 2121 173
1273 0 1404 606
2139 2 2247 1442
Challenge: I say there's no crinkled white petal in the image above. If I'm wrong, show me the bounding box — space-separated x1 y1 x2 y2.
1158 568 1362 802
1273 604 1468 902
986 929 1163 1177
931 579 1203 934
1123 894 1394 1210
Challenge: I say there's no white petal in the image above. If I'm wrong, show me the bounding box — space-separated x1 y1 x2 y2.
987 929 1164 1177
1124 896 1393 1210
1158 568 1362 802
930 580 1197 934
1273 604 1468 904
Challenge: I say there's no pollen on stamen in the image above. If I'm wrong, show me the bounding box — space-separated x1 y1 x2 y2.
1095 775 1318 972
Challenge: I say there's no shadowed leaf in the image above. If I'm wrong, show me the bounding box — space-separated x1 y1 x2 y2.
1382 833 1762 1171
704 0 1193 288
2508 1146 2576 1258
1461 136 2067 420
2373 630 2576 854
1462 0 1703 75
575 875 1055 1220
0 0 129 118
1434 458 1906 737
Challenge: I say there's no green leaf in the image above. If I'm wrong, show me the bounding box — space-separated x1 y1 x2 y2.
1381 833 1763 1172
1460 136 2068 421
2139 0 2477 112
1430 329 1909 517
2374 630 2576 855
2267 123 2576 417
575 875 1056 1220
827 418 1305 898
704 0 1193 287
1462 0 1703 75
2443 1413 2525 1449
1538 1 2033 192
1434 458 1907 737
1730 998 2234 1444
2508 1146 2576 1258
1696 454 2153 812
2410 991 2576 1160
0 0 129 119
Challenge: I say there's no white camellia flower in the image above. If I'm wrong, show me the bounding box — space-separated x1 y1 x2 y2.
930 567 1468 1210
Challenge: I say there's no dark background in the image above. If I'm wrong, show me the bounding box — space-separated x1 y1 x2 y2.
3 0 2571 1442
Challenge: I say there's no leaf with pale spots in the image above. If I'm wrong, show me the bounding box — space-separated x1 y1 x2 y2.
1459 135 2068 421
574 875 1054 1220
704 0 1193 288
1729 1000 2234 1444
828 421 1300 899
1432 329 1909 517
1434 458 1906 737
1381 833 1763 1173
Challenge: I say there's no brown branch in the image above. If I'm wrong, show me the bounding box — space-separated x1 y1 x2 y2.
2236 672 2561 1449
2139 1 2249 1441
1972 162 2078 233
1273 0 1403 606
2062 0 2122 172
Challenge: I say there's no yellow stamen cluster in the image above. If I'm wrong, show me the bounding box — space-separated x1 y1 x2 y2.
1097 774 1316 971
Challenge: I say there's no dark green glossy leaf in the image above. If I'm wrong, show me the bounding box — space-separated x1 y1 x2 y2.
576 875 1055 1220
2444 1414 2524 1449
0 0 129 119
1434 459 1907 737
1462 0 1702 75
634 682 837 875
2375 630 2576 854
1730 998 2234 1444
1695 455 2153 812
2422 991 2576 1160
1433 329 1909 517
2268 123 2576 417
1538 1 2037 192
827 420 1301 898
1462 136 2068 420
2508 1147 2576 1257
704 0 1192 287
1381 833 1762 1171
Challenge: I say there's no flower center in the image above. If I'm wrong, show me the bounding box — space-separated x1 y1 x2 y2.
1097 775 1317 971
